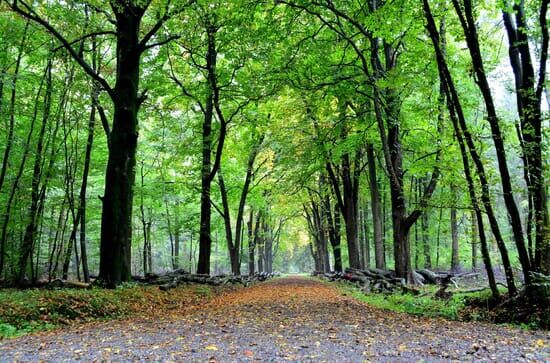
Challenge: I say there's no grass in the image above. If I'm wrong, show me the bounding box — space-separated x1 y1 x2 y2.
337 282 466 319
331 279 548 331
0 283 219 339
332 280 512 324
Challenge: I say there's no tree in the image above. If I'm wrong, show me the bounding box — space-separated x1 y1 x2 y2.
7 0 189 286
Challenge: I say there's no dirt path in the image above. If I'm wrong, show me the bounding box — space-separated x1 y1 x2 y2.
0 277 548 362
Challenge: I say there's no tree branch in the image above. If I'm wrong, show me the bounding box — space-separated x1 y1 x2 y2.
9 0 114 99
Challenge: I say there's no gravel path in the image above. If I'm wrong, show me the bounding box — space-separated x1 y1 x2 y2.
0 276 548 362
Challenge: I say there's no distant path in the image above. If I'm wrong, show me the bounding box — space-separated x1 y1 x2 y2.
0 276 548 362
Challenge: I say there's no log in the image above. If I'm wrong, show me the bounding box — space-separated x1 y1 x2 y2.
416 269 441 284
47 279 91 289
159 278 178 291
152 271 277 290
412 271 426 286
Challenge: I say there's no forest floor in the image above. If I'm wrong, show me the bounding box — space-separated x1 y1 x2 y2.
0 276 548 362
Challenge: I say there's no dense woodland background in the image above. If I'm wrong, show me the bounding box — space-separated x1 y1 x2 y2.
0 0 547 299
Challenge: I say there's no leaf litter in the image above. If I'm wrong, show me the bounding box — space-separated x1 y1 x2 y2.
0 277 548 362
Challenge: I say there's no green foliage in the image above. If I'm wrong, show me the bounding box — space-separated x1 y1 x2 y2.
338 282 465 320
0 0 546 291
333 281 547 329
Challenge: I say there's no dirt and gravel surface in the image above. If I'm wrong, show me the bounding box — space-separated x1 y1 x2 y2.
0 276 548 362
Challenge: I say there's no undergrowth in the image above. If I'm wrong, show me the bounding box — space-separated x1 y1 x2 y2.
337 282 468 320
0 284 218 339
334 281 545 330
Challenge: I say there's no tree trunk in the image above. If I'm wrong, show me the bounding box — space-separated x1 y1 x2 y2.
174 227 180 270
325 196 342 272
450 187 460 273
248 210 255 275
370 35 441 282
263 221 273 273
367 143 385 269
77 80 99 283
0 61 47 281
217 136 262 276
98 6 146 287
501 1 549 274
19 58 52 283
361 204 370 269
423 0 504 297
451 0 531 284
0 22 27 195
254 211 262 273
471 210 478 271
421 182 431 269
62 96 81 281
218 170 239 274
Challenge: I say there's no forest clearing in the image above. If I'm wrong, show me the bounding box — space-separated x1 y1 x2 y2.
0 0 549 361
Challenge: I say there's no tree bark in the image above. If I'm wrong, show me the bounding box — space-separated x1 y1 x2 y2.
18 58 52 283
423 0 504 297
471 210 478 271
325 194 342 272
247 210 255 275
217 136 263 275
501 0 549 274
0 22 27 195
98 6 146 287
366 144 385 269
451 0 531 284
450 185 460 273
421 181 431 269
0 61 47 280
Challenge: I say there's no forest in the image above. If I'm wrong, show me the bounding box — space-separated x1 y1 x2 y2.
0 0 549 355
0 0 550 363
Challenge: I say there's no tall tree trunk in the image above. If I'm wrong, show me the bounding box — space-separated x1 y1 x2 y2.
361 204 370 269
97 7 145 287
139 163 150 275
217 136 263 275
501 0 549 274
253 211 262 273
62 96 81 281
247 210 255 275
436 207 443 268
450 185 460 273
370 38 441 282
198 90 213 275
190 232 195 273
174 226 180 270
471 210 478 271
423 0 504 297
421 178 431 269
326 154 361 269
0 22 27 195
325 195 342 272
78 93 97 283
367 144 385 269
76 33 101 285
0 63 47 280
451 0 531 284
218 170 238 274
49 202 67 280
165 199 176 271
196 19 231 275
18 58 52 283
263 221 273 273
